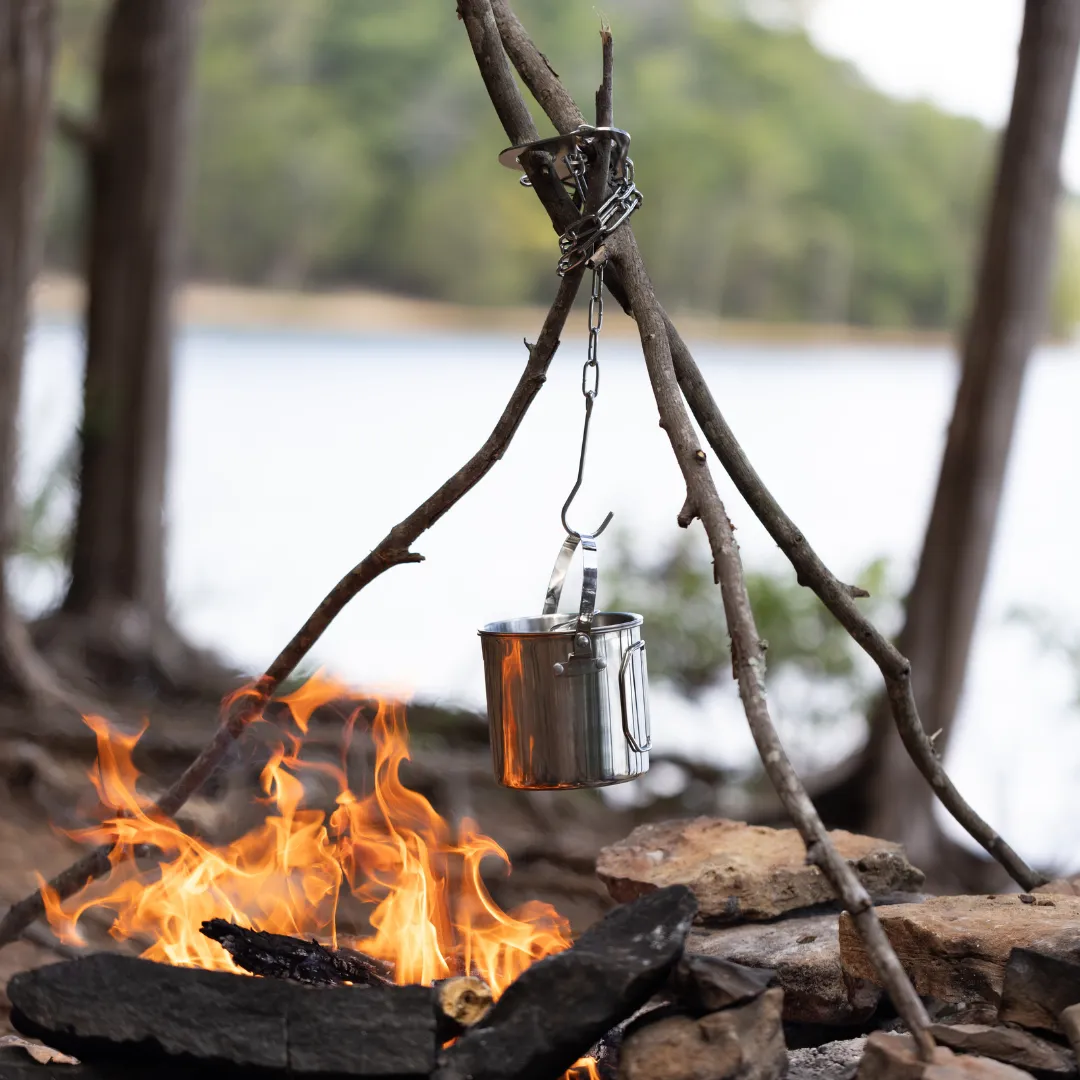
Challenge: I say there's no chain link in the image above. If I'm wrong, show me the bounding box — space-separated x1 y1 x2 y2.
583 265 604 398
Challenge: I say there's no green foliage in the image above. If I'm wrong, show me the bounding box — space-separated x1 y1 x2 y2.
608 528 894 711
46 0 1077 330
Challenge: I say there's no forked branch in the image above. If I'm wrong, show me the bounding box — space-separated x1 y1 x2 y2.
484 0 1044 894
0 269 584 950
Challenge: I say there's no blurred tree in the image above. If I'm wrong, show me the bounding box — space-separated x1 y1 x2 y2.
855 0 1080 888
36 0 226 698
0 0 76 711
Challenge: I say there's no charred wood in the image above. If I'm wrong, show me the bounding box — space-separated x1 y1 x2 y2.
199 917 393 987
7 953 437 1076
433 885 697 1080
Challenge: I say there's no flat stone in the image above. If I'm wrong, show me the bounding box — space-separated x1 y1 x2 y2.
435 885 698 1080
839 896 1080 1008
8 952 437 1075
927 1024 1075 1075
618 986 787 1080
998 948 1080 1035
1035 879 1080 898
690 911 882 1025
856 1032 1034 1080
787 1038 868 1080
670 953 775 1013
598 818 924 923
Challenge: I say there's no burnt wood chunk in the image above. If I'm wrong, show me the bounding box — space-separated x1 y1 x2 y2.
8 953 436 1076
199 917 393 986
434 884 698 1080
999 948 1080 1035
671 953 776 1014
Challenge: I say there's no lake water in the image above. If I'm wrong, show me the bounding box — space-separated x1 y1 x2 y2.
15 316 1080 869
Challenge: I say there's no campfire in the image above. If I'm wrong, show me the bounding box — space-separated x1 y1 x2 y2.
31 674 605 1076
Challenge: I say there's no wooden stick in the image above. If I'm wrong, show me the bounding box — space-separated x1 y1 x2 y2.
485 0 1045 895
458 2 935 1057
0 268 583 950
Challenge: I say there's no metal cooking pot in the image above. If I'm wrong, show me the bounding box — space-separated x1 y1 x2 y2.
478 533 651 790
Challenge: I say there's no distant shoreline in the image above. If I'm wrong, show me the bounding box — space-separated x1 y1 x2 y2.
31 273 954 347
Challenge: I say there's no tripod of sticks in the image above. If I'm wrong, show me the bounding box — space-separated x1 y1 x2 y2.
0 0 1054 1060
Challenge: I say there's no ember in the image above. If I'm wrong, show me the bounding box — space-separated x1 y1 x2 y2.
35 673 599 1078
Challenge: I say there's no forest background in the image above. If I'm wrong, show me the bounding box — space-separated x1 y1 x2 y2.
42 0 1080 333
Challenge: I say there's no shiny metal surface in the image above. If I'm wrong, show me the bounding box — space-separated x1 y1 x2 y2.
479 612 650 789
478 533 651 791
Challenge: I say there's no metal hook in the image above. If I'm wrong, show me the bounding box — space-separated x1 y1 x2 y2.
560 392 614 539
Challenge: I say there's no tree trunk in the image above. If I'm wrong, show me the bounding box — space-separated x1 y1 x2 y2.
859 0 1080 885
0 0 68 704
46 0 217 696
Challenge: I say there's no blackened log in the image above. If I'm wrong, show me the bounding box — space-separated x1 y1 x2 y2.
8 953 436 1076
999 948 1080 1034
434 884 698 1080
199 918 393 986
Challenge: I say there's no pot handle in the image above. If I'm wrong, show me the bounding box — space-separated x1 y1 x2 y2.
619 639 651 753
542 532 598 646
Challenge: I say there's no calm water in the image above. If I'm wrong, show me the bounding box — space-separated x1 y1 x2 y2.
15 318 1080 868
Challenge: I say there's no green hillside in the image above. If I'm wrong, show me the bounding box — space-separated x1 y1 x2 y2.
42 0 1077 330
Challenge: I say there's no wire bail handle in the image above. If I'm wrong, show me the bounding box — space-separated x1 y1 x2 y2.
542 531 604 676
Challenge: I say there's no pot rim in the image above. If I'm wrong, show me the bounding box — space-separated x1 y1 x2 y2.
478 610 643 637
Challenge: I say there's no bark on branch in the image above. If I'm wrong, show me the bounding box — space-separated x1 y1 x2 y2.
459 0 937 1054
0 269 583 950
483 0 1045 894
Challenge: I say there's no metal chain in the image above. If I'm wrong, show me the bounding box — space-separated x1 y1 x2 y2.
560 264 613 539
558 167 642 277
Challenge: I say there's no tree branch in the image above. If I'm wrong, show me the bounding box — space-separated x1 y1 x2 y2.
606 226 935 1061
458 3 935 1056
0 269 584 950
484 1 1045 894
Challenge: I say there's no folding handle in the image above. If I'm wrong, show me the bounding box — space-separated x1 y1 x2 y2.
542 532 598 647
619 639 651 753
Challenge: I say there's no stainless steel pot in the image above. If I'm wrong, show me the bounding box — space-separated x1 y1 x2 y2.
478 533 651 790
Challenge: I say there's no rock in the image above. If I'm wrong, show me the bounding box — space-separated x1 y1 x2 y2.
839 896 1080 1007
8 953 437 1075
618 986 787 1080
998 948 1080 1035
1060 1004 1080 1062
927 1024 1075 1075
690 911 882 1025
598 818 924 923
434 885 698 1080
670 953 776 1013
787 1038 867 1080
856 1032 1034 1080
1035 879 1080 898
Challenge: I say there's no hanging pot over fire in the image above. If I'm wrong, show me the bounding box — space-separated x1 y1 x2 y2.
479 126 653 791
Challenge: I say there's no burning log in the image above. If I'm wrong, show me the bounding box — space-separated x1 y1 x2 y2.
199 917 394 987
434 884 698 1080
7 953 438 1076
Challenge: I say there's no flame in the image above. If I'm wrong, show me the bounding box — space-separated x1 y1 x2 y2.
40 673 572 998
